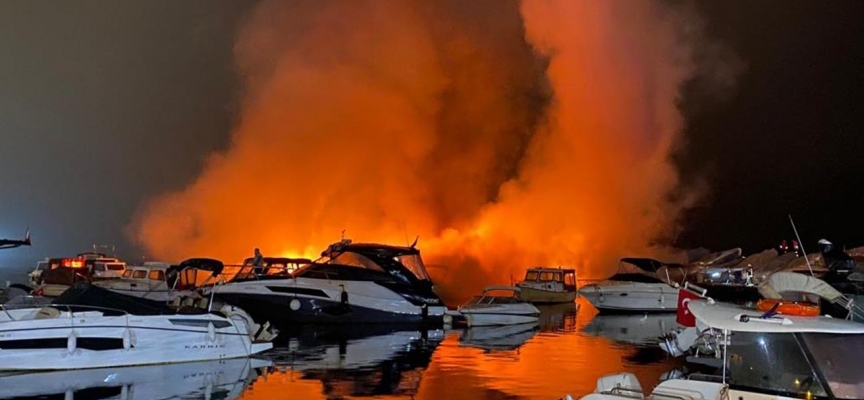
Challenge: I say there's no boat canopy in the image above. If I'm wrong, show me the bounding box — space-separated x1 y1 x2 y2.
687 300 864 334
619 258 668 273
52 281 196 316
758 271 843 301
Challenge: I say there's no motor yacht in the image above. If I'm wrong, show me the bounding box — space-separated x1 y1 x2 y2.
568 298 864 400
517 267 578 303
579 258 683 313
458 286 540 326
29 252 127 297
0 282 276 370
209 240 446 326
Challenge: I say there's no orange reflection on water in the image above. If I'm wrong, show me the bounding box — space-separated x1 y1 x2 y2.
238 299 683 400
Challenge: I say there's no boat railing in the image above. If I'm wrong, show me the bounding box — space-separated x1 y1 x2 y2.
0 302 132 321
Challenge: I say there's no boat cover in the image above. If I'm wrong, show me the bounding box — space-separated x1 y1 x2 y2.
757 272 843 301
52 281 192 316
688 300 864 333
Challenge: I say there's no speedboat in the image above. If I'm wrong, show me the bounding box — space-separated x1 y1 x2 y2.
0 282 276 370
579 258 682 313
209 239 446 326
0 357 272 399
458 286 540 326
568 298 864 400
516 267 578 303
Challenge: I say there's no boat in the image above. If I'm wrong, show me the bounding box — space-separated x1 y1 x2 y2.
0 357 271 399
579 258 682 314
516 267 577 303
92 261 188 302
458 286 540 326
29 252 127 297
209 239 446 326
0 282 276 370
567 298 864 400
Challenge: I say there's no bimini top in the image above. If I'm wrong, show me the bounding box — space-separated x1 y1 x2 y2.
619 258 683 273
688 299 864 334
757 271 843 302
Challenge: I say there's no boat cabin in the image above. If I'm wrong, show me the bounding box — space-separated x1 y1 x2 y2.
29 253 126 287
231 257 312 281
521 268 577 291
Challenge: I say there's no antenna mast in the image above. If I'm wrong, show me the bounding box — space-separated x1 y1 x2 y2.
788 214 814 276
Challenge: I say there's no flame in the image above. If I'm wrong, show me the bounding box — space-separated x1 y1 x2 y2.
130 0 700 302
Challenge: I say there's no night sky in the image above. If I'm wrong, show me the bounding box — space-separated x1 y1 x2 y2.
1 1 863 272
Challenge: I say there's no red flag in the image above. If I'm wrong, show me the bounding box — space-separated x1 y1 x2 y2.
676 289 700 327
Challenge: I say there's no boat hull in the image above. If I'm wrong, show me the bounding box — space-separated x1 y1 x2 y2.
211 278 446 326
579 282 677 313
0 309 271 370
517 286 577 304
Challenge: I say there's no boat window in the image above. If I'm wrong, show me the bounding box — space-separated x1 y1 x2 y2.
725 332 828 399
565 273 576 286
148 270 165 281
539 272 554 281
554 272 563 282
132 270 147 279
106 263 124 271
525 271 539 281
93 264 105 272
801 333 864 399
122 270 133 278
396 254 431 281
330 252 384 272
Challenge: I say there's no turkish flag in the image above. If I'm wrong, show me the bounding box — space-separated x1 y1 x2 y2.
676 289 700 327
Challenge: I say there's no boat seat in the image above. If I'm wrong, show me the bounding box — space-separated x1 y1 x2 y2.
651 379 726 400
34 307 60 319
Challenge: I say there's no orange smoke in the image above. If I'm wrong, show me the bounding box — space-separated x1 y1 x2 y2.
130 0 699 302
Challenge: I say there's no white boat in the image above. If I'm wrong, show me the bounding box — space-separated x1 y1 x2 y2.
0 282 276 370
0 357 271 399
580 258 681 313
458 286 540 326
568 298 864 400
516 267 578 303
209 240 447 326
92 262 190 302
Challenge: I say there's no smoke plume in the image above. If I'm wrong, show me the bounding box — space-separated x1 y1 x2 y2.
131 0 703 301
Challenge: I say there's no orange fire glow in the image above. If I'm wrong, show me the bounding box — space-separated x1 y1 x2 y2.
129 0 700 302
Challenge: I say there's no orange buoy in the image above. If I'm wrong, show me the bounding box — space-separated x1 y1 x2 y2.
756 298 820 317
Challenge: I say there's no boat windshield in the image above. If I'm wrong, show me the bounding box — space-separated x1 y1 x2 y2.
525 271 539 281
327 251 385 272
395 254 431 281
726 332 829 399
801 333 864 399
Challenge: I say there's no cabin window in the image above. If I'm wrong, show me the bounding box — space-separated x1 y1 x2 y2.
539 272 554 281
148 270 165 281
132 270 146 279
565 273 576 286
554 272 563 282
93 264 105 272
525 271 539 281
106 263 124 271
122 270 133 278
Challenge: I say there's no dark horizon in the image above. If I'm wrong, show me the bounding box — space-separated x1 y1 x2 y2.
2 0 863 273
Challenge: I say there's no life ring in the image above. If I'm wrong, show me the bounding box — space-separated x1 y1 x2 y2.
756 298 820 317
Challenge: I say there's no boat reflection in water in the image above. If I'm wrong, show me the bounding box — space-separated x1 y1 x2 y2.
244 326 444 398
237 298 682 400
0 357 271 400
459 322 539 351
582 313 679 346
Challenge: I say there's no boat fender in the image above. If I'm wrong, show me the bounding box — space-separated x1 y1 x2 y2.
122 328 133 350
206 322 216 342
67 331 77 353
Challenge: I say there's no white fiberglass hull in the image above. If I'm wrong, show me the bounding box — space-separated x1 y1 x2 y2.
579 281 677 313
459 303 541 327
211 277 447 325
0 308 272 370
